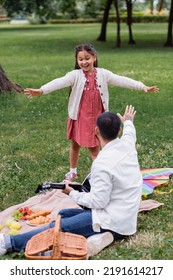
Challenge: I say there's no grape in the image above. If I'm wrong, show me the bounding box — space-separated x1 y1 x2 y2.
12 210 23 220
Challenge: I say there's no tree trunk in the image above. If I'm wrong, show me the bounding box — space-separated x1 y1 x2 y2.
97 0 113 41
126 0 136 44
164 0 173 47
158 0 164 13
0 65 23 94
150 0 154 15
113 0 121 48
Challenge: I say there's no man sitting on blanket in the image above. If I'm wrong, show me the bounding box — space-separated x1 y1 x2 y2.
0 105 142 257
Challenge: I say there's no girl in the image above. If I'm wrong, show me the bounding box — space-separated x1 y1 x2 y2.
24 43 159 181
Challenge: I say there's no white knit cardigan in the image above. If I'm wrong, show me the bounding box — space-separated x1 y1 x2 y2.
41 68 145 120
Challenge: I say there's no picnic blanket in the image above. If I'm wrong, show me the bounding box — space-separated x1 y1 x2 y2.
141 168 173 196
0 190 80 234
0 189 163 235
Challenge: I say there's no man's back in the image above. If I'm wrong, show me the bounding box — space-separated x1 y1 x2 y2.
90 120 142 235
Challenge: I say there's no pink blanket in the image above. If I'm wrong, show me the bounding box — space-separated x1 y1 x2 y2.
0 190 163 234
0 190 79 234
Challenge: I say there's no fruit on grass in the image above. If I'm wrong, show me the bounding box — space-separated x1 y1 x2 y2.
9 228 19 235
0 224 3 231
10 221 21 230
5 219 13 228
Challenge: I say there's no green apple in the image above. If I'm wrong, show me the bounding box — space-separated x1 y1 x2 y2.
5 219 13 228
10 221 21 230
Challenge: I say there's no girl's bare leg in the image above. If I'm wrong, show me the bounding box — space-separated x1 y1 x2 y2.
70 140 80 168
65 143 99 180
88 146 100 160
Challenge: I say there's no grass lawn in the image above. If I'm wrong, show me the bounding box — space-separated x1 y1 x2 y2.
0 22 173 260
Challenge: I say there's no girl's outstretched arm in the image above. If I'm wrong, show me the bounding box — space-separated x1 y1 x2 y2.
143 86 159 92
24 88 43 98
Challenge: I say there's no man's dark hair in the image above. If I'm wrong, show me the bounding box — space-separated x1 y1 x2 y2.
96 112 121 141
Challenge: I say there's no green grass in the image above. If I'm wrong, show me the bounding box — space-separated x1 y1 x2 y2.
0 23 173 260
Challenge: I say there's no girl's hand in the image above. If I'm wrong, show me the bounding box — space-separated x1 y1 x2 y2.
24 88 43 98
143 86 159 93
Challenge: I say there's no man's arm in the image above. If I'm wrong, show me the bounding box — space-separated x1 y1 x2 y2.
63 168 112 209
117 105 137 144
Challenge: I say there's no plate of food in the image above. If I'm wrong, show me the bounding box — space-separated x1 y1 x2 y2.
26 216 53 226
25 209 53 226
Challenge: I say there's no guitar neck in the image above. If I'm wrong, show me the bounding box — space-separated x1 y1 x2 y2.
48 183 65 189
35 182 89 194
49 183 83 190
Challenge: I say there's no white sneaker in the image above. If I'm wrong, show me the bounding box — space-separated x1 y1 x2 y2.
0 233 7 256
87 232 114 257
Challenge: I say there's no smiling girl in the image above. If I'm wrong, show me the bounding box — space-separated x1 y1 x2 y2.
24 43 159 181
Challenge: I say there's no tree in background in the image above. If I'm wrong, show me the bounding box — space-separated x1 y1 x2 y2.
97 0 172 47
114 0 121 47
0 65 23 94
158 0 164 13
0 0 23 17
1 0 172 47
1 0 59 23
145 0 169 14
83 0 97 18
149 0 154 14
164 0 173 46
97 0 113 42
97 0 136 47
126 0 136 44
59 0 78 19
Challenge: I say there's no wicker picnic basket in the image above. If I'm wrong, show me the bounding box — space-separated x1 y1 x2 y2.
25 215 87 260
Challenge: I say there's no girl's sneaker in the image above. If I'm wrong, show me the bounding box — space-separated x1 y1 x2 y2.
64 171 78 181
0 234 7 256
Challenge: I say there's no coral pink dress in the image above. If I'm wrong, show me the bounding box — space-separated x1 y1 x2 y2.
67 69 104 147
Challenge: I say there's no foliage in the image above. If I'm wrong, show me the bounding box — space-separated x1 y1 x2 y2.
0 0 171 22
82 0 98 18
59 0 78 19
2 0 59 23
0 23 173 260
48 14 169 24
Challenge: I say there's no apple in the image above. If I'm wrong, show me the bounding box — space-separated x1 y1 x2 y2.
10 221 21 230
5 219 13 228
